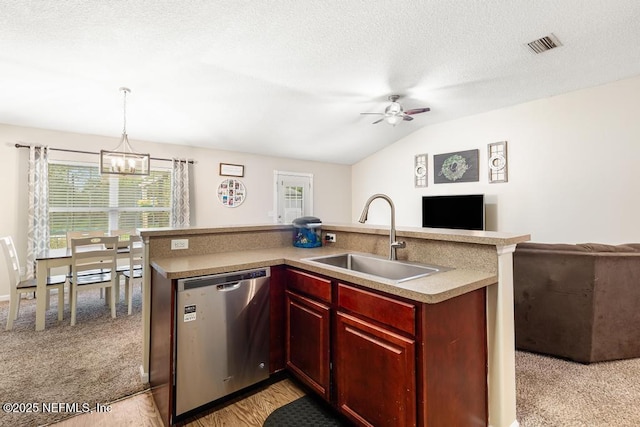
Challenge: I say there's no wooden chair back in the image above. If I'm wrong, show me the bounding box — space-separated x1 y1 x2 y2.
110 229 137 248
2 236 67 330
66 231 106 248
0 236 21 291
70 236 118 281
127 235 144 274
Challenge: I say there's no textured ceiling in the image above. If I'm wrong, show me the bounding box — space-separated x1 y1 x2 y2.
1 1 640 164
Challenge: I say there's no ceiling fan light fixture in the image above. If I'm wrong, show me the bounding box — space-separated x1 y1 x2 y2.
360 94 429 126
99 87 150 176
385 102 403 115
385 115 403 126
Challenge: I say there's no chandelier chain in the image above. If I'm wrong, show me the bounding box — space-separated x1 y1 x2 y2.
120 87 131 135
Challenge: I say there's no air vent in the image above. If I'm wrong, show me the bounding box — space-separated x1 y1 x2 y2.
526 34 562 54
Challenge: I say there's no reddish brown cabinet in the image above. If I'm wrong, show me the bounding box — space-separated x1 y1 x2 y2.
284 268 488 427
335 283 419 426
335 311 416 427
285 269 332 400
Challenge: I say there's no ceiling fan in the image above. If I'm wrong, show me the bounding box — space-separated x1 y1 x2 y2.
360 95 430 126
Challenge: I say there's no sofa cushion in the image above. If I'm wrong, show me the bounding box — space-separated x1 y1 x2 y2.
517 242 640 253
514 242 640 363
516 242 589 252
577 243 640 253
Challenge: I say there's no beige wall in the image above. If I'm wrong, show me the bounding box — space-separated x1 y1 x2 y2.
3 73 639 297
352 74 640 244
0 124 352 297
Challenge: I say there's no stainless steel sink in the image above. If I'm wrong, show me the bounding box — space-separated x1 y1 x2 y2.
303 253 450 283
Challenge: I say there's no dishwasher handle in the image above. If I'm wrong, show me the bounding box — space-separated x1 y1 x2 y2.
216 282 241 291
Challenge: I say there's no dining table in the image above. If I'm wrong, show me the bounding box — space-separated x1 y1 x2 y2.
34 244 138 331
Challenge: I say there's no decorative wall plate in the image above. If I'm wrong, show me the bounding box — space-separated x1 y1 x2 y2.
217 178 246 207
414 153 428 187
488 141 508 183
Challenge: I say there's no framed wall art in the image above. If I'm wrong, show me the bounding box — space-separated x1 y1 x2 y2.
219 163 244 177
433 149 479 184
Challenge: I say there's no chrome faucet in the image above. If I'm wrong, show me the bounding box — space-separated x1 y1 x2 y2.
358 193 406 260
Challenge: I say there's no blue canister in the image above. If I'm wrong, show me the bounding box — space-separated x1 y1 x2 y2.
292 216 322 248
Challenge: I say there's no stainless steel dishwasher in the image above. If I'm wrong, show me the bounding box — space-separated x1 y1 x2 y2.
175 267 270 417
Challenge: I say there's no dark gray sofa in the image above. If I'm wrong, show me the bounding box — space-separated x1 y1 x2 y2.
513 242 640 363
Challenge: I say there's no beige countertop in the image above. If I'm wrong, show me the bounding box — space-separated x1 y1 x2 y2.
150 246 498 304
140 222 529 247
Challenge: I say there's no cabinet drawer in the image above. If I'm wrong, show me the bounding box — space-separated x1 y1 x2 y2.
338 283 416 336
286 269 332 304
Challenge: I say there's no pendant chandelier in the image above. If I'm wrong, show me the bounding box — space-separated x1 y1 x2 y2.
99 87 150 175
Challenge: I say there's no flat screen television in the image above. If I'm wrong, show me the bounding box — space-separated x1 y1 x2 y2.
422 194 485 230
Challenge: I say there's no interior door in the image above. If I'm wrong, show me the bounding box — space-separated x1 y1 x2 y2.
275 172 313 224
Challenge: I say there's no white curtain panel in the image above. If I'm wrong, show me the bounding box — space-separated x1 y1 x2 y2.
171 159 191 228
26 145 50 279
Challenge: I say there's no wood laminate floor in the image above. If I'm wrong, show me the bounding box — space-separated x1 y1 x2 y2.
51 378 305 427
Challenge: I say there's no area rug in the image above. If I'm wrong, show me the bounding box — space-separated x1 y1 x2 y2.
0 286 147 427
263 395 351 427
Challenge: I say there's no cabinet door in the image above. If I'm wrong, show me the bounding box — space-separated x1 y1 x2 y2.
335 311 416 427
285 290 331 400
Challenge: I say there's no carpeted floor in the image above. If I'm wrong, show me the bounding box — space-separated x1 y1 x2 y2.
516 350 640 426
0 285 147 427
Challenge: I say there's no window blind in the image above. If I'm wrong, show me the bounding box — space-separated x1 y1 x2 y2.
48 163 171 248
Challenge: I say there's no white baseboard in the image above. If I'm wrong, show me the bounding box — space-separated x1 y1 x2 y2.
489 419 520 427
0 294 9 302
139 365 149 384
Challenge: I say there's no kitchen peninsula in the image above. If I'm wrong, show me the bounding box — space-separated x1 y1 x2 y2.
140 223 529 427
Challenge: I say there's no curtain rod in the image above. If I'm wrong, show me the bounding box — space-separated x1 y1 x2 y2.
14 143 194 164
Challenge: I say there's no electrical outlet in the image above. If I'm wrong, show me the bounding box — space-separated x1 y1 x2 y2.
171 239 189 250
325 233 336 243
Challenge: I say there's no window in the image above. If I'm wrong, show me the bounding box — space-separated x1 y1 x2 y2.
48 162 171 248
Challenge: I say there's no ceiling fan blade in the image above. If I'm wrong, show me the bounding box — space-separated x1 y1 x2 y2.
403 115 414 121
372 118 385 124
405 107 430 115
360 112 384 115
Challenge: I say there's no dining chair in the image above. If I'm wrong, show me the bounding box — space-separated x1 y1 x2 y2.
107 229 137 302
120 235 144 315
66 230 108 299
111 231 137 302
65 230 106 248
69 236 118 326
1 236 66 330
110 229 136 248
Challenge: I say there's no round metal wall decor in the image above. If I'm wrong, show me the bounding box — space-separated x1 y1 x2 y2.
217 178 246 207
